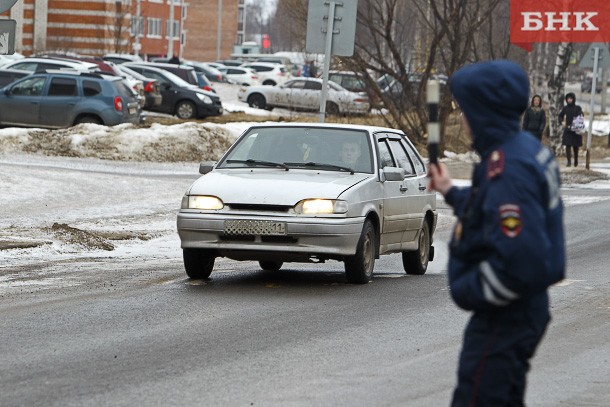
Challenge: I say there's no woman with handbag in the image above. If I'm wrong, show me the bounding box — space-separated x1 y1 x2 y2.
558 92 584 167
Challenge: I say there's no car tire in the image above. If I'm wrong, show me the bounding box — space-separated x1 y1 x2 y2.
75 115 102 125
259 261 283 271
402 219 431 275
262 80 276 86
183 248 215 279
326 102 340 116
176 101 196 120
248 93 267 110
344 219 376 284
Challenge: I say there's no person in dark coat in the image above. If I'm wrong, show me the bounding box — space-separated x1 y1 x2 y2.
428 60 565 406
558 92 584 167
168 54 180 64
522 94 546 140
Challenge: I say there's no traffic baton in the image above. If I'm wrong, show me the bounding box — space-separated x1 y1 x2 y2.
427 80 440 165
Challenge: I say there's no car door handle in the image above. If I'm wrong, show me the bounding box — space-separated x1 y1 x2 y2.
400 185 408 191
419 186 427 191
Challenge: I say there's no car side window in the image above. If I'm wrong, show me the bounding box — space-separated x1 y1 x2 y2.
83 80 102 96
377 140 395 168
304 81 322 91
48 77 78 96
285 81 306 89
11 62 38 72
10 77 46 96
388 139 415 176
401 139 426 175
227 68 242 75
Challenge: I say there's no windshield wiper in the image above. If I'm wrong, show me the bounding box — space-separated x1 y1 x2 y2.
283 161 355 174
226 159 288 170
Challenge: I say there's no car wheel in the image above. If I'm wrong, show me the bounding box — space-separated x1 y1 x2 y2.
402 219 431 275
262 80 276 86
326 102 340 116
248 93 267 109
176 101 196 119
344 219 376 284
259 261 283 271
75 115 102 125
183 248 215 279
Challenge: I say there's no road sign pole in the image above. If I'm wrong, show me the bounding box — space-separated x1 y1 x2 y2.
586 47 600 170
318 1 336 123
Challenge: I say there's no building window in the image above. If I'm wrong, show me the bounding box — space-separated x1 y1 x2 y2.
166 20 180 39
131 16 144 37
147 18 162 38
236 33 243 45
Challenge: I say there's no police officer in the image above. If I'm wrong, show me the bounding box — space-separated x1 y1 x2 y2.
428 60 566 406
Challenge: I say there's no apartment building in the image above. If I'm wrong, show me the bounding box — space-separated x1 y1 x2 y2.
3 0 245 60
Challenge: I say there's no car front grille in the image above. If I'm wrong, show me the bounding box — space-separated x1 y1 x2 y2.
227 204 292 212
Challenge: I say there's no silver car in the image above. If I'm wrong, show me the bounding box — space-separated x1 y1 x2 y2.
238 78 370 115
177 123 437 284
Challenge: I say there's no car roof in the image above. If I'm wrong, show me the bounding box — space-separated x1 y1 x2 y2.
12 57 98 69
0 68 32 75
136 61 195 71
29 70 120 81
241 61 281 68
242 122 405 135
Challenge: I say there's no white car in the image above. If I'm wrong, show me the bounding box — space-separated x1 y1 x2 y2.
177 122 437 283
240 62 290 86
238 77 370 115
224 66 260 86
1 57 99 74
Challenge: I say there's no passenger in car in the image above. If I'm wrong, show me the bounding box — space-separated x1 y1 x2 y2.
340 141 361 168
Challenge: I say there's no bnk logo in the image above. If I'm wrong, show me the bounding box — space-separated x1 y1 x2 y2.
511 0 610 46
521 12 598 31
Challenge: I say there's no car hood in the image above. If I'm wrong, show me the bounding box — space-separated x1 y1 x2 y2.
188 169 371 205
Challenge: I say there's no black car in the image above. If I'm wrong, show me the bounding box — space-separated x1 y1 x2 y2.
122 65 222 119
0 69 32 87
124 62 200 88
116 65 163 110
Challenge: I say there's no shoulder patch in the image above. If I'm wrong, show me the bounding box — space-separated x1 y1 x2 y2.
487 150 505 179
499 204 522 238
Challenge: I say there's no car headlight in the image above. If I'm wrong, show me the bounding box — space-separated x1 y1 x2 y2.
196 93 213 104
182 195 224 210
295 199 348 214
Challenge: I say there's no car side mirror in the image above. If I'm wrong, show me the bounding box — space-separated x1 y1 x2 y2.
199 161 216 174
382 167 406 181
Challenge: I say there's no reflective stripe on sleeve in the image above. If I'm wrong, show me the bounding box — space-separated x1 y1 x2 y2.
481 278 510 306
480 260 519 301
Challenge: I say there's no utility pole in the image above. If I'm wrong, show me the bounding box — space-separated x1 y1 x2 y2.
168 0 175 57
216 0 222 61
133 0 141 57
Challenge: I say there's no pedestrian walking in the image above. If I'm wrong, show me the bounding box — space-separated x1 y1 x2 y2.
558 92 584 167
428 60 566 406
522 94 546 140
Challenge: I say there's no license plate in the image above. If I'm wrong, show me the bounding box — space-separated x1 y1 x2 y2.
224 220 286 236
129 107 137 115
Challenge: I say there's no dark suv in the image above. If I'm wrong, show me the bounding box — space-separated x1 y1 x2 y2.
0 71 141 128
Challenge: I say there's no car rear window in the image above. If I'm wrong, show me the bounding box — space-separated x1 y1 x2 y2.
48 77 78 96
83 80 102 96
112 80 136 98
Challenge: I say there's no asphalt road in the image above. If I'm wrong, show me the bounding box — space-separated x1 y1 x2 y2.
0 160 609 406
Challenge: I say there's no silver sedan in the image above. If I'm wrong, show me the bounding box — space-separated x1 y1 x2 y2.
177 123 437 284
237 78 370 115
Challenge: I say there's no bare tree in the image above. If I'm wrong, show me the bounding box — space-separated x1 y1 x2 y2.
547 42 574 154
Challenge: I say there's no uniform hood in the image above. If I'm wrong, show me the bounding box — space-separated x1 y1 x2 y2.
450 60 529 157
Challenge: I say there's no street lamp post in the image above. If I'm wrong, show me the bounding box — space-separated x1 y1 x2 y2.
216 0 222 61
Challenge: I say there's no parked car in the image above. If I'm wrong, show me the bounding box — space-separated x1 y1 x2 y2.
238 77 370 115
124 62 200 89
328 70 379 109
580 76 610 93
380 73 447 109
0 71 141 128
121 64 222 119
183 60 228 83
116 64 163 110
1 57 99 74
177 122 437 283
240 62 290 86
102 53 144 65
0 68 32 87
224 66 260 86
215 59 244 67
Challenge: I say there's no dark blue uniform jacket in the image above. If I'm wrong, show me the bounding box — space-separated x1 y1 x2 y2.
445 61 566 314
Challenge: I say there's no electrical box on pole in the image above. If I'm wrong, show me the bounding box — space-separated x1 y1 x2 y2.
305 0 358 122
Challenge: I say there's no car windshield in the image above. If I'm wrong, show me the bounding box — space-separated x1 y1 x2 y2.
218 127 374 173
